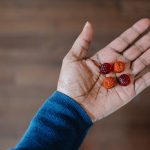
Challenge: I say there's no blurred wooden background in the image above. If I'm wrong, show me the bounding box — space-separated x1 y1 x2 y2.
0 0 150 149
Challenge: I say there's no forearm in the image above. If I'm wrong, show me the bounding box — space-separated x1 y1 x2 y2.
11 91 92 150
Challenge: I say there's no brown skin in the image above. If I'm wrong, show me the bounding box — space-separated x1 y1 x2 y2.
57 19 150 122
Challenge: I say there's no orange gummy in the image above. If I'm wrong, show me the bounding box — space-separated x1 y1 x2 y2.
102 77 116 89
113 61 125 73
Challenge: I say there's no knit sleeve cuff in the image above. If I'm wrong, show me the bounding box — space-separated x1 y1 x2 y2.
51 91 93 128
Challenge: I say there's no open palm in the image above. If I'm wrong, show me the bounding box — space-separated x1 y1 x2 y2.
57 19 150 122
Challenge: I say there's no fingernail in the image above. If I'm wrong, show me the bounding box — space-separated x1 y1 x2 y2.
83 21 90 30
82 22 91 35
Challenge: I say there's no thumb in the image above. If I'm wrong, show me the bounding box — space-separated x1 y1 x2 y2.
69 22 93 60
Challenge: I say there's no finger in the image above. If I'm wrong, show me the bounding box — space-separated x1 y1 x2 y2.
132 48 150 76
107 18 150 52
123 31 150 61
69 21 93 60
135 72 150 95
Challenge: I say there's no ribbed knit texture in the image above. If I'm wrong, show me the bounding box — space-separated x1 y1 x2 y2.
11 91 93 150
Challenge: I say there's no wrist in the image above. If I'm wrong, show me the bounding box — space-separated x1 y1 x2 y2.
57 88 97 122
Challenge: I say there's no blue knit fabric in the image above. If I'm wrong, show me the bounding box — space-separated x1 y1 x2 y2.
11 91 93 150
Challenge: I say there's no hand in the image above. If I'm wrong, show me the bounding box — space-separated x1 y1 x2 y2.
57 18 150 122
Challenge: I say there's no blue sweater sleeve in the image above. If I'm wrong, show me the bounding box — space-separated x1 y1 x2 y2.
11 91 93 150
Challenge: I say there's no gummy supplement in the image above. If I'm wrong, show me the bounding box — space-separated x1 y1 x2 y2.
118 74 130 86
102 77 116 89
99 63 113 74
113 61 125 73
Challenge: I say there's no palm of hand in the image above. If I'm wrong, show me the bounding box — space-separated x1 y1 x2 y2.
58 19 150 122
58 49 134 121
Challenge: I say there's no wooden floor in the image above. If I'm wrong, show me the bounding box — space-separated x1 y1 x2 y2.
0 0 150 149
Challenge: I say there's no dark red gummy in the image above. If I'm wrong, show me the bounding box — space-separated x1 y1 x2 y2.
118 74 131 86
99 63 113 74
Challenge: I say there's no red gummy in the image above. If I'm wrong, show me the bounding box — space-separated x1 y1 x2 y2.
118 74 131 86
99 63 113 74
